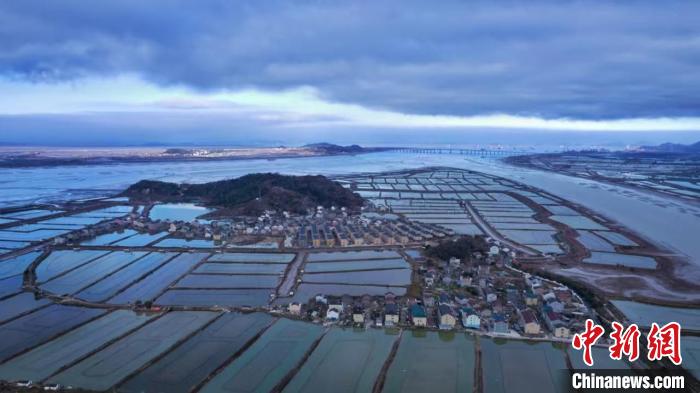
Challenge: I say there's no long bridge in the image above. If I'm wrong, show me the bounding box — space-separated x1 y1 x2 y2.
387 147 528 157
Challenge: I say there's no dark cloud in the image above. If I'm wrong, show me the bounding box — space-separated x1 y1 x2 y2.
1 0 699 119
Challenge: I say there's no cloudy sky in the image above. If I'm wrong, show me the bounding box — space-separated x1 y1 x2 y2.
1 0 699 146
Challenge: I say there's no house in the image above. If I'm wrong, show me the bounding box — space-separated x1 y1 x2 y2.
327 297 343 312
493 314 510 334
410 304 427 327
373 311 383 327
326 308 340 321
543 309 569 337
525 290 539 306
455 293 470 306
553 326 571 338
520 309 541 335
554 289 573 304
384 303 399 326
542 292 556 303
459 273 473 287
424 271 435 286
478 265 491 277
288 302 302 315
352 306 365 324
438 305 456 330
460 308 481 329
315 295 328 304
547 300 564 313
449 257 461 268
438 293 451 305
485 292 497 303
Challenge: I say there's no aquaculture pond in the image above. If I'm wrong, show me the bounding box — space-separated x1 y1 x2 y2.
0 310 155 383
200 318 323 393
39 251 148 295
576 231 616 252
302 269 412 286
0 240 31 253
611 300 700 331
681 337 700 379
155 238 219 248
194 262 287 275
0 275 23 298
284 327 397 393
583 252 657 269
382 331 475 393
0 209 60 220
34 250 109 282
112 232 166 247
48 311 219 391
109 252 208 304
307 250 400 262
0 228 72 242
209 252 295 263
549 215 606 230
0 305 106 363
304 258 409 273
480 338 568 393
149 203 213 222
174 273 280 289
594 231 637 246
75 252 176 302
289 283 406 303
156 288 273 307
80 229 138 246
0 251 40 280
527 244 564 254
499 230 558 245
0 293 51 323
567 346 632 370
120 312 274 393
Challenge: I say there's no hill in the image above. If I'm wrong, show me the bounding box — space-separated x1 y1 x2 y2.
639 141 700 153
123 173 364 215
302 143 367 154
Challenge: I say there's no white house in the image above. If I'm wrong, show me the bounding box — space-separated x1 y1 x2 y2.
460 308 481 329
288 302 302 315
326 307 341 321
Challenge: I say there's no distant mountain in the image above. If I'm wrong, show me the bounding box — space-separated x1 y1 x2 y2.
302 143 367 154
638 141 700 153
123 173 364 215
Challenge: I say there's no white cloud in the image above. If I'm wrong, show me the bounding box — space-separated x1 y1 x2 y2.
1 75 699 132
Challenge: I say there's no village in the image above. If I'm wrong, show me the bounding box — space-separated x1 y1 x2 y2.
282 238 591 341
51 201 456 250
46 200 592 342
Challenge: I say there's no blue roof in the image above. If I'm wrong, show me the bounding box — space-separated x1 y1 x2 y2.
410 304 426 318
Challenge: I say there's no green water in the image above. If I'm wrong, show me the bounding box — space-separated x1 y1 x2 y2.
284 327 398 393
382 331 475 393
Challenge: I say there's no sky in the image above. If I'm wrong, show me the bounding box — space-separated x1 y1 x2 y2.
1 0 699 147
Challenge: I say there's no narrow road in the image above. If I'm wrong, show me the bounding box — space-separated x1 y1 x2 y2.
277 252 306 297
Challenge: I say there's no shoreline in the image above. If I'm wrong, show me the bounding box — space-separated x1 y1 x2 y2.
0 147 392 169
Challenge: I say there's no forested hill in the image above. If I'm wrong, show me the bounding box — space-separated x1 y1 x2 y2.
123 173 364 215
